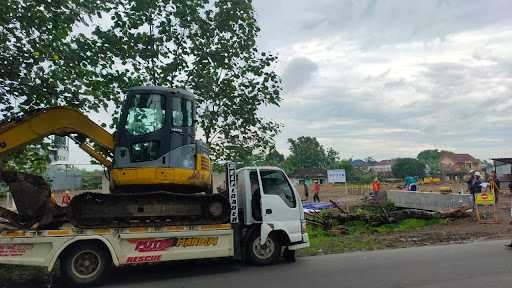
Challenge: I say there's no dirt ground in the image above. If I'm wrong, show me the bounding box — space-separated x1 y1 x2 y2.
297 183 512 248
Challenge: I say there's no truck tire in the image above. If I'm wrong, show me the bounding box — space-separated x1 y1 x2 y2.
61 243 110 287
247 231 281 265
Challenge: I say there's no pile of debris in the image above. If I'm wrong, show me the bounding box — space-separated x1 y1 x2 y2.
306 199 470 233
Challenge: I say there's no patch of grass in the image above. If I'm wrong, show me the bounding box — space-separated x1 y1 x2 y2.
346 218 447 235
375 218 447 233
298 217 448 257
345 220 370 235
296 225 384 257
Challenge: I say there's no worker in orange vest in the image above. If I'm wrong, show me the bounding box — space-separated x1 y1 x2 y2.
312 180 321 202
61 191 71 206
372 178 381 196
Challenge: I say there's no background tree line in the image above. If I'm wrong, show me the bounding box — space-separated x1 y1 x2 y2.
241 136 376 184
389 149 486 179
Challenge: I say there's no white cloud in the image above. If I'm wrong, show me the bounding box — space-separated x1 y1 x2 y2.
281 57 319 92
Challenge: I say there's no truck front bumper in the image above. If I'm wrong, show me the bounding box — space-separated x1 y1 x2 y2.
288 233 309 250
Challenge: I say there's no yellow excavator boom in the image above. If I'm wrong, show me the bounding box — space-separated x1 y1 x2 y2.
0 107 114 167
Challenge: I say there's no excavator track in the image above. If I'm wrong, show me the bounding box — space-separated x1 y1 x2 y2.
69 192 229 228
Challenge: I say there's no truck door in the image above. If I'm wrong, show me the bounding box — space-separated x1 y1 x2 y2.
259 169 303 243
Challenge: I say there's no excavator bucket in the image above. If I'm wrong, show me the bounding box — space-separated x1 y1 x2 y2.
0 170 66 229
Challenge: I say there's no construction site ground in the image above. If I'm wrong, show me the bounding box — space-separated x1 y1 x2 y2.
296 183 512 256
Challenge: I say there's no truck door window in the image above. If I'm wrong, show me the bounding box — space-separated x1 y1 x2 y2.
260 170 296 208
125 94 166 136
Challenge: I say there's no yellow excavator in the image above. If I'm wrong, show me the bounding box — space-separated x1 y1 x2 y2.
0 86 227 229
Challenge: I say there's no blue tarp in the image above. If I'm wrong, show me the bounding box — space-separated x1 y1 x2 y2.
302 201 335 210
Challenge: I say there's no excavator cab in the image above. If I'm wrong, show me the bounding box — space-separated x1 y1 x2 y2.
111 86 211 193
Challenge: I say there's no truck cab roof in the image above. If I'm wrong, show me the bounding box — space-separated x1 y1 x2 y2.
237 166 285 172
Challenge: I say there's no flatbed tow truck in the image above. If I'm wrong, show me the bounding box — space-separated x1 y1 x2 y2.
0 163 309 287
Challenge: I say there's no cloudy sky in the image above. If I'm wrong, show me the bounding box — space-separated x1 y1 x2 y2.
253 0 512 161
70 0 512 166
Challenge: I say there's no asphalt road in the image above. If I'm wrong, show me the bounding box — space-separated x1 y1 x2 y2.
102 240 512 288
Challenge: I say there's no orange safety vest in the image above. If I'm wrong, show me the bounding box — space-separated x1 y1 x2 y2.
312 183 320 194
62 193 71 206
372 181 381 192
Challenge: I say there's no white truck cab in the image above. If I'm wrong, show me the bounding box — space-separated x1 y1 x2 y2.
238 167 307 239
0 164 308 287
235 166 308 264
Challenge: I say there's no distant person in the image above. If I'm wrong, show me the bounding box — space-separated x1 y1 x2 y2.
305 177 312 189
466 170 475 193
469 172 482 205
61 190 71 206
312 180 321 202
372 178 381 196
303 181 309 201
405 176 417 191
490 171 500 203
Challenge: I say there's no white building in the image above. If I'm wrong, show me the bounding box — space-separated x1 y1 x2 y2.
368 160 395 177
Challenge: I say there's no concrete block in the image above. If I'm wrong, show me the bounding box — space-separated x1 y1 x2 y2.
386 190 472 212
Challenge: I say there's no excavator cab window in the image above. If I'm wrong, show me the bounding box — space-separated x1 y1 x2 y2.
125 93 166 136
130 141 160 162
172 98 194 127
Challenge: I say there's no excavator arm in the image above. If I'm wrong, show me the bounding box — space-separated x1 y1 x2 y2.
0 107 116 228
0 107 114 168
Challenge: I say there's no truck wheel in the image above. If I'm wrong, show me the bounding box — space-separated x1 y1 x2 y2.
247 232 281 265
61 243 110 287
283 248 296 262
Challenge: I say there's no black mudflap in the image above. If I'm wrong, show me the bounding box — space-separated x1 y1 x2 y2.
69 192 229 228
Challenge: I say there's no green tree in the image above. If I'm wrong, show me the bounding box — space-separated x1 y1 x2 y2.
325 147 340 169
264 149 285 167
1 0 281 171
80 169 103 190
417 149 441 176
81 0 281 162
0 0 105 173
391 158 426 179
3 144 51 175
0 0 111 117
284 136 327 172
